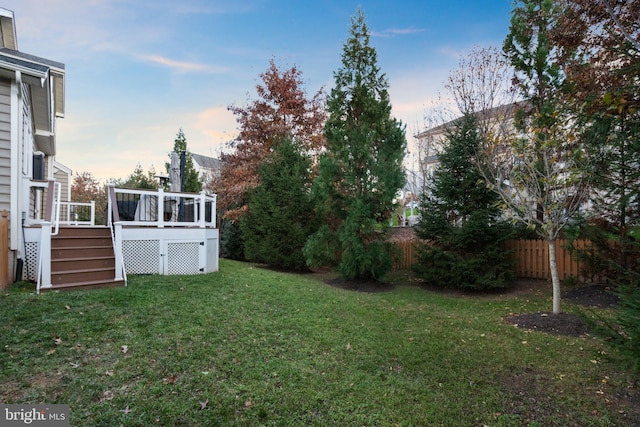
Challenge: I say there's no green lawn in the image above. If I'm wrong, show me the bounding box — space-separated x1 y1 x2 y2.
0 259 636 426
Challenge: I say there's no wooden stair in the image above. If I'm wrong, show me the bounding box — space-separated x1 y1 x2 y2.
44 226 125 291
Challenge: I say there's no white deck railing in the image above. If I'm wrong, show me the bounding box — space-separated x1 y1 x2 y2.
59 201 95 226
107 185 217 228
27 180 96 227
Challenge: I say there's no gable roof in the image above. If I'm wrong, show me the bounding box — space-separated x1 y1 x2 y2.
191 153 222 171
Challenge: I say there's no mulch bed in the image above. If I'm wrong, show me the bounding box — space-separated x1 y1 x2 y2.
504 284 619 337
503 312 590 336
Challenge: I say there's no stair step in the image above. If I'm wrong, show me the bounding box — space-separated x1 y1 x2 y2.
56 227 111 238
42 279 126 292
52 237 113 248
52 267 116 284
52 257 115 273
52 247 114 259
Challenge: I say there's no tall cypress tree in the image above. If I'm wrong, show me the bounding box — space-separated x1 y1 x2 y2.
304 9 406 280
413 114 513 290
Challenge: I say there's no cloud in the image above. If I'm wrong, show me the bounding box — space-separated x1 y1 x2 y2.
437 45 466 61
193 107 238 145
372 27 425 38
135 54 230 74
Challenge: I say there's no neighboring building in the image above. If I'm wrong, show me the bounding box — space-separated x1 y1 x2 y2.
414 102 527 182
413 101 590 223
191 152 222 184
0 7 66 281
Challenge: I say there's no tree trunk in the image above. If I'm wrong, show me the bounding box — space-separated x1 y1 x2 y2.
548 238 561 314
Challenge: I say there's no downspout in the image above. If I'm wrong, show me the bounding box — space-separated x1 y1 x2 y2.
10 70 23 279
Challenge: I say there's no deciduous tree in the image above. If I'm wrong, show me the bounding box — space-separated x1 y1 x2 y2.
486 0 588 313
445 45 516 138
556 0 640 276
213 59 326 220
71 171 107 225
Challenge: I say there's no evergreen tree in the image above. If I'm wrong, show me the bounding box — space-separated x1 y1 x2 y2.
241 138 318 271
220 219 245 261
166 128 202 193
413 114 513 290
304 9 406 280
118 163 158 190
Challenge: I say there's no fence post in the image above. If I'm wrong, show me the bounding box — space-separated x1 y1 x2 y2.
0 210 8 289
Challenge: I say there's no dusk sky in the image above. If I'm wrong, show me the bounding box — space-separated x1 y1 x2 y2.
3 0 514 181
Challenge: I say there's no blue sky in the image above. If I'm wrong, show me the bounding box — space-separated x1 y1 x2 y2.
3 0 513 181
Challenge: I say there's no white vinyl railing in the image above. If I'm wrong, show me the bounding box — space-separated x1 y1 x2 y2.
107 186 217 228
27 180 92 229
59 201 96 226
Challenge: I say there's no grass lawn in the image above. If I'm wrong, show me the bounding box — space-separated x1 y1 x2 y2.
1 259 637 426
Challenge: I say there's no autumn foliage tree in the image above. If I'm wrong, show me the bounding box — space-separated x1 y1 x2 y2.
71 171 107 225
213 59 326 221
553 0 640 368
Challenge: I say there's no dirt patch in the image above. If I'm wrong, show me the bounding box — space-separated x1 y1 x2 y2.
499 367 640 426
499 368 566 425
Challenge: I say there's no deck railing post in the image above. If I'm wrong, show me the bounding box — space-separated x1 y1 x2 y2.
37 222 52 293
113 223 125 282
90 201 96 225
158 188 165 228
210 194 217 227
199 191 206 228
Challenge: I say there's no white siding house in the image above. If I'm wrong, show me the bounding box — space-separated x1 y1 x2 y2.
0 7 66 281
191 152 222 185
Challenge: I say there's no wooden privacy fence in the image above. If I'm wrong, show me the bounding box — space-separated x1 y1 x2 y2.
391 237 598 282
0 210 8 289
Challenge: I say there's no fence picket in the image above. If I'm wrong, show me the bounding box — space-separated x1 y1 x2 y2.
391 237 600 283
0 210 8 288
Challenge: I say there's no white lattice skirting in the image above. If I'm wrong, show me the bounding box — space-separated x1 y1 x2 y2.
121 227 219 275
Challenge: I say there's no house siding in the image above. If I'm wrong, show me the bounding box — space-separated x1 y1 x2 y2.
54 166 71 202
0 79 10 212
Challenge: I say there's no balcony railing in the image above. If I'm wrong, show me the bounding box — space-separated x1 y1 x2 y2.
107 186 217 228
